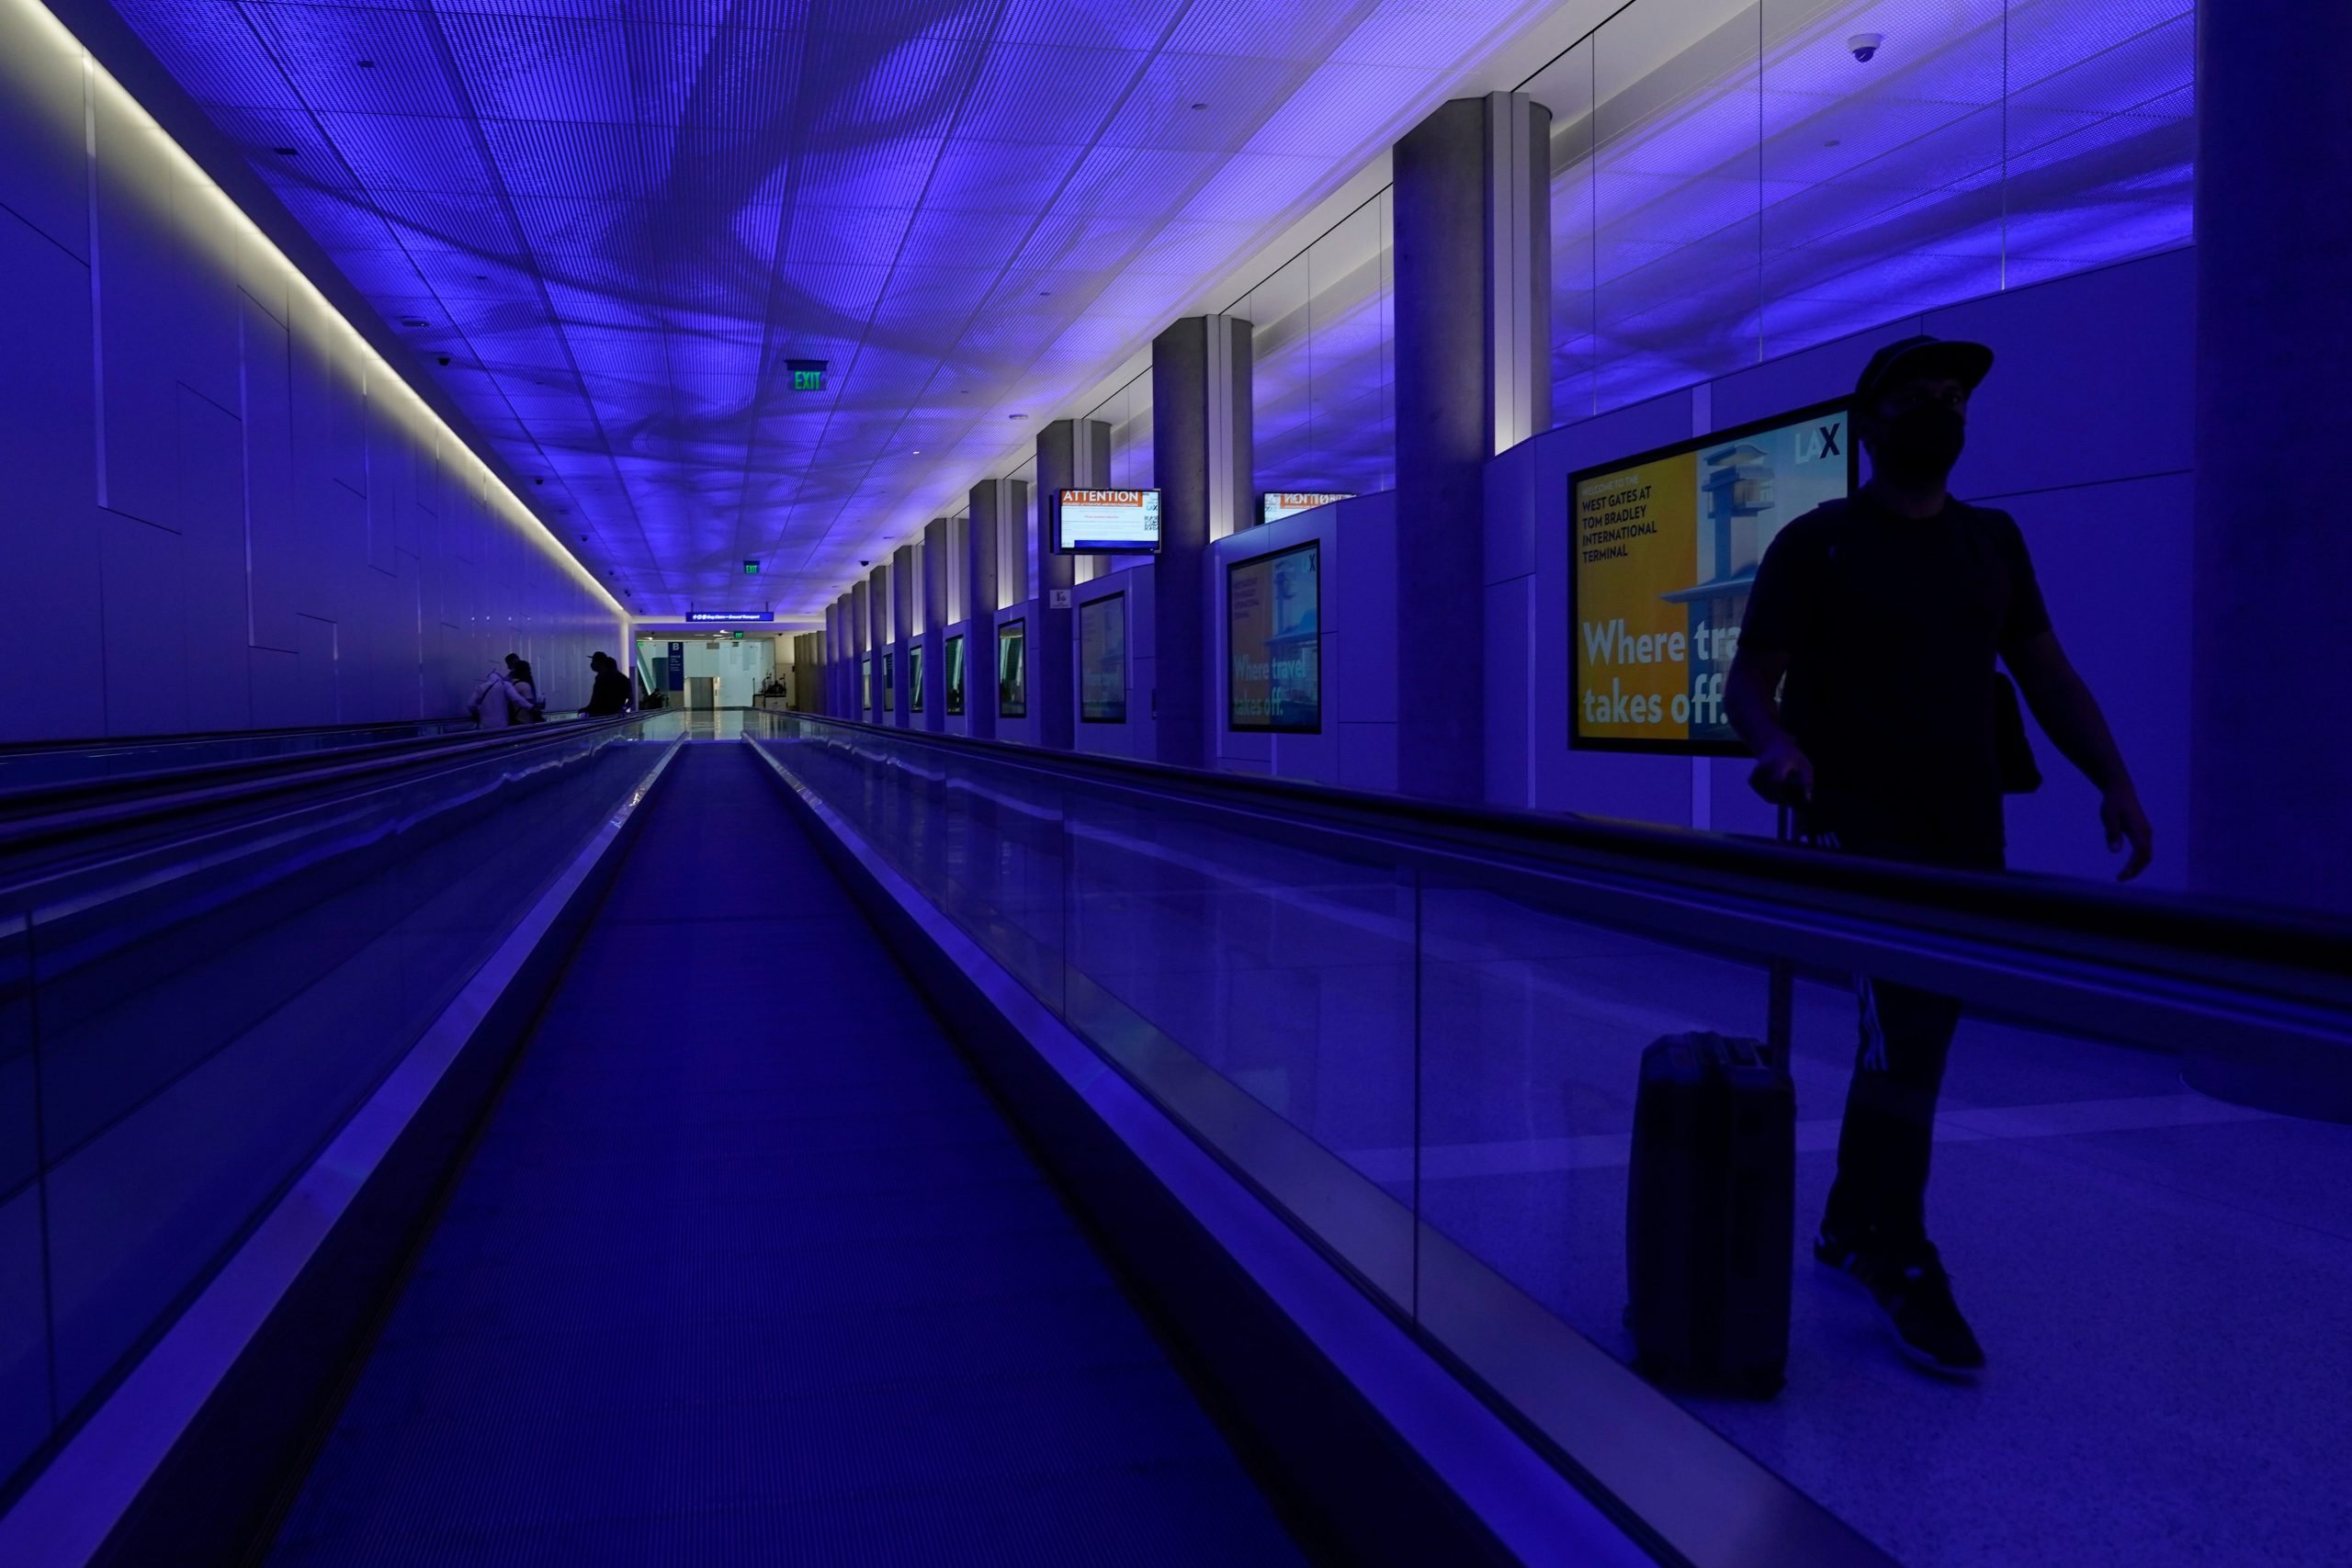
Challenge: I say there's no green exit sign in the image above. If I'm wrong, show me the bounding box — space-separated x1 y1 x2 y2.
787 358 827 392
742 558 760 575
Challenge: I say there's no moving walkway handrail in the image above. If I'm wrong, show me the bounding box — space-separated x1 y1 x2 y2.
0 710 609 824
770 716 2352 1050
0 712 472 761
0 711 654 873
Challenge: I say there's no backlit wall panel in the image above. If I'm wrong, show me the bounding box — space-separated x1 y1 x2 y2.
0 0 626 746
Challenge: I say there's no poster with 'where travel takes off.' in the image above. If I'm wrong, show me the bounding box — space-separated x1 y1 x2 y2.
1569 400 1855 754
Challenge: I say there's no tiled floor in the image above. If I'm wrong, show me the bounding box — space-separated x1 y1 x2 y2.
266 742 1305 1567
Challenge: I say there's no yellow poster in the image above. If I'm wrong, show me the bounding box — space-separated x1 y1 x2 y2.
1570 403 1854 750
1573 458 1696 743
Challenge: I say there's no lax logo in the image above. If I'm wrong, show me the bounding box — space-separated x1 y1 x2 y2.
1797 418 1845 464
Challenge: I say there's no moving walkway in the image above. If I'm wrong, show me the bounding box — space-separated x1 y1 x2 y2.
3 711 2346 1567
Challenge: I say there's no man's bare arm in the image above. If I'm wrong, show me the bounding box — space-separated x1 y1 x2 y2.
2006 630 2153 879
1727 649 1812 806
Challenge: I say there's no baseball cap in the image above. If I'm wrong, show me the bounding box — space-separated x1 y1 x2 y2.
1854 334 1995 407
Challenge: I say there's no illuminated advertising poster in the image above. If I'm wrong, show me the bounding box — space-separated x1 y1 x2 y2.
1570 400 1854 752
1080 593 1126 723
1228 541 1319 733
1260 491 1353 525
1056 489 1160 553
945 635 965 716
909 645 923 713
881 651 894 713
997 619 1027 717
860 656 872 714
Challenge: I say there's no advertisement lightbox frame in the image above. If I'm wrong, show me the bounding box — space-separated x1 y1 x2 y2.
1566 397 1858 758
1227 538 1322 737
1078 591 1127 725
997 618 1027 719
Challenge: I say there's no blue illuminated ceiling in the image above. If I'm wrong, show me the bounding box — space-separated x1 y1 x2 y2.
101 0 1550 614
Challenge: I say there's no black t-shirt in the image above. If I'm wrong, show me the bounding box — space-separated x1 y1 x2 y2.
1737 494 2051 856
585 669 632 716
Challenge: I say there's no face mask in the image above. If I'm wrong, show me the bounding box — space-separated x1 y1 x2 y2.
1870 401 1966 481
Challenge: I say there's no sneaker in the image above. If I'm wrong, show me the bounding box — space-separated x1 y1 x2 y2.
1815 1232 1986 1376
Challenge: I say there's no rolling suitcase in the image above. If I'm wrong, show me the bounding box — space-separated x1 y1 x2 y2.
1625 1031 1795 1395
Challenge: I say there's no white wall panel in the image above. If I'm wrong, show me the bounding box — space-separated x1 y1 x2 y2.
247 644 301 727
240 295 301 652
92 87 182 532
0 216 104 740
292 613 337 720
0 6 623 741
0 3 86 260
165 169 241 419
175 385 253 730
98 513 189 734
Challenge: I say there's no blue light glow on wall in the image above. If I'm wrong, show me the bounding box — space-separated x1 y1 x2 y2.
1536 0 2195 420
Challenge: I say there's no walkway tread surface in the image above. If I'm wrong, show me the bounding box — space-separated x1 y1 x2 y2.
266 742 1306 1567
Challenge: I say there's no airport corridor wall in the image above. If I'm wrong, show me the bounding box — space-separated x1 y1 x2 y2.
0 0 626 743
1485 246 2194 891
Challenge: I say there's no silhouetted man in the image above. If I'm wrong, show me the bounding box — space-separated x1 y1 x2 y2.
1726 334 2153 1375
583 651 631 716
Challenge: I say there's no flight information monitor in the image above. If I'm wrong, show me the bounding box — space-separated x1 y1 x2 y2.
1228 540 1320 734
1260 491 1353 525
1055 489 1161 553
1569 399 1855 754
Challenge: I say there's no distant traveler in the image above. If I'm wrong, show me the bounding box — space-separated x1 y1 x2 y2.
468 666 528 729
1724 333 2153 1376
503 654 548 724
584 651 632 716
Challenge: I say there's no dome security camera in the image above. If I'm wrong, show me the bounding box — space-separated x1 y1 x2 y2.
859 558 871 567
435 355 451 367
1849 32 1883 62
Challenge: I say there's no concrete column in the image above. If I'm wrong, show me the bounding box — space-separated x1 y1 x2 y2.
1392 91 1551 803
2191 5 2352 917
833 596 853 716
849 581 869 717
922 518 949 733
966 477 1009 740
1034 419 1112 750
2179 4 2352 1117
890 543 916 727
866 563 890 718
822 604 839 714
1150 315 1252 770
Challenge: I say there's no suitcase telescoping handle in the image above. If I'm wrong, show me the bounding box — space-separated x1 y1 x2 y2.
1765 806 1796 1069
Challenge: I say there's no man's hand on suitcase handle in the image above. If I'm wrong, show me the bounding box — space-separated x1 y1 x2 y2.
1748 736 1814 808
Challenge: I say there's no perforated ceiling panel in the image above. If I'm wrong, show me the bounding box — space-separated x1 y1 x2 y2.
105 0 1539 612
